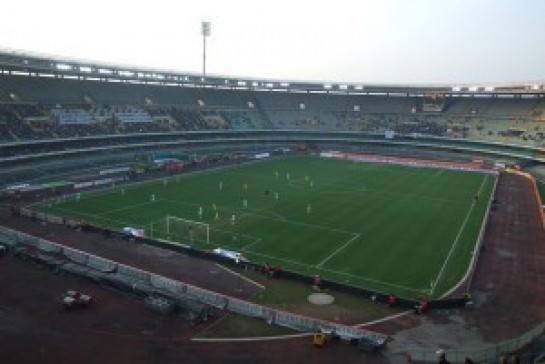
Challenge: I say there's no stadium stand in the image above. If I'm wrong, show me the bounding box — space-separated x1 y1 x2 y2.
1 96 544 147
0 53 544 163
5 57 545 171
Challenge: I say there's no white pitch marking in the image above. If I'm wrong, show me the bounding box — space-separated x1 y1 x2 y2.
430 175 489 295
242 248 425 293
241 237 263 251
433 169 445 178
50 205 131 226
214 264 265 289
316 233 361 268
101 200 158 215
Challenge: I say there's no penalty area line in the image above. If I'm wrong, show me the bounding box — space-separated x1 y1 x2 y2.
214 263 265 289
316 233 361 268
48 205 130 227
317 266 426 293
243 246 425 293
241 237 263 251
153 236 425 294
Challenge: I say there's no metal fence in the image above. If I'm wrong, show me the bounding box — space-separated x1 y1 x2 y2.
0 225 387 348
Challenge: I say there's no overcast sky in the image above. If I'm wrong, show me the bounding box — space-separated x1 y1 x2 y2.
1 0 544 85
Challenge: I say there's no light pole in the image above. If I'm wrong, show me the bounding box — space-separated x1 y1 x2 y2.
202 21 211 76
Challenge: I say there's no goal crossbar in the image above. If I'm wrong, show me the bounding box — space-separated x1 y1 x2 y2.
166 215 210 244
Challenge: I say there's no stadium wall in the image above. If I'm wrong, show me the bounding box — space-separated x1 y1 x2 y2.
2 130 545 165
2 130 543 189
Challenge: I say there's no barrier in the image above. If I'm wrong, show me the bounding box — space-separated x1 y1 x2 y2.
0 230 18 250
104 274 154 295
38 240 61 254
226 298 267 319
184 285 229 309
87 255 117 273
150 274 181 295
117 264 151 284
60 262 90 276
62 247 89 265
0 225 388 348
20 236 40 249
44 214 63 224
275 312 318 332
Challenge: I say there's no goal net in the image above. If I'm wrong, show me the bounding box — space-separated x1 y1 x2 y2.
150 215 210 246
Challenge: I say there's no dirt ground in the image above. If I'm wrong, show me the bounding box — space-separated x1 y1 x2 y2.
1 171 544 363
1 258 380 364
461 172 545 341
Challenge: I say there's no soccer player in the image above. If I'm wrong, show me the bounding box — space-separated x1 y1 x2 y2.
231 213 236 225
275 171 279 179
219 181 223 190
310 180 314 188
150 194 156 202
286 172 290 180
212 203 217 211
243 199 248 208
76 192 81 201
214 211 219 220
244 183 248 191
198 206 203 219
275 192 279 200
306 203 312 214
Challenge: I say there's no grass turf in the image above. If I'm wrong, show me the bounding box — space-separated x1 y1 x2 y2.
33 156 495 299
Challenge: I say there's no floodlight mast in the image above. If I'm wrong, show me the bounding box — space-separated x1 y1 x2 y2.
202 21 211 76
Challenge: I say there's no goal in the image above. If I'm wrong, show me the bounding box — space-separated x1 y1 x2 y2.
150 215 210 245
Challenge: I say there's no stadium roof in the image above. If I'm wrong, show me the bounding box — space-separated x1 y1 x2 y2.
1 48 543 97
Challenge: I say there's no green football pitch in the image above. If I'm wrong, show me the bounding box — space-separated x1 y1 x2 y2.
33 156 496 299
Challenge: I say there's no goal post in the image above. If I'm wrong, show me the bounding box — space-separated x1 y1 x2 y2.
164 215 210 245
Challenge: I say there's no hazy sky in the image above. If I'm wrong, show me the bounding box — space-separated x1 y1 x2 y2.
1 0 544 85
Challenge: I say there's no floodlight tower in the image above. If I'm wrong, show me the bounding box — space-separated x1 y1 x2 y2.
202 21 211 76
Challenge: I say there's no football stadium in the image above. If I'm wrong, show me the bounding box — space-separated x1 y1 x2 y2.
1 4 545 363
